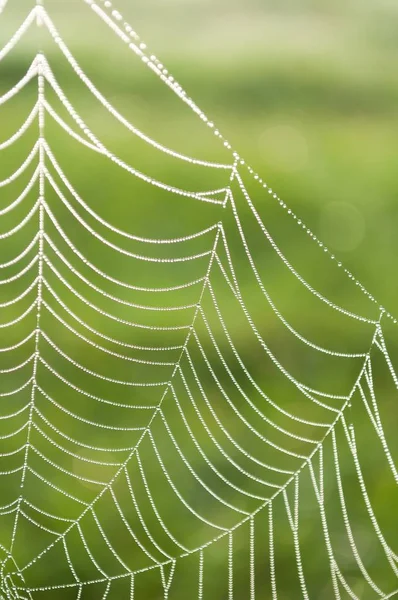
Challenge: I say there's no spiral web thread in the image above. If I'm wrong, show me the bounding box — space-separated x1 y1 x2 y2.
0 0 397 598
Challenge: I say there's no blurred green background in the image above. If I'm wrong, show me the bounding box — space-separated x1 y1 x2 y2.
3 0 398 305
0 0 398 598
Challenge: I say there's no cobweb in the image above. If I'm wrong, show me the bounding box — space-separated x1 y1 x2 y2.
0 0 397 598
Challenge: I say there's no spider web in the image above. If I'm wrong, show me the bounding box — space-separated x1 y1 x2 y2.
0 0 397 598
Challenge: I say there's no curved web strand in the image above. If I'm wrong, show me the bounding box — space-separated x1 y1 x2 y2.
0 0 397 598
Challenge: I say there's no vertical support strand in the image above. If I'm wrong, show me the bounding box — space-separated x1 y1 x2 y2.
130 574 134 600
161 561 176 600
330 430 382 597
308 453 341 599
250 516 255 600
228 532 233 600
10 34 45 556
269 504 277 600
163 578 168 599
63 538 80 587
102 579 111 599
292 478 309 600
283 478 309 600
36 53 45 373
198 550 204 600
